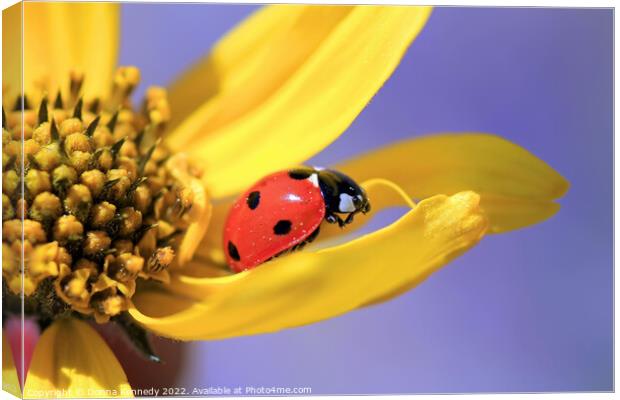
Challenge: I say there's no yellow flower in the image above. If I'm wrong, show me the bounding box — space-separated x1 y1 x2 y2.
2 2 568 398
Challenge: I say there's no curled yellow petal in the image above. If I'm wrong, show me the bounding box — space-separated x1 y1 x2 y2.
190 200 233 273
2 333 21 398
165 154 213 266
24 318 132 398
167 5 432 199
177 178 211 266
20 2 119 100
337 133 569 233
129 188 487 340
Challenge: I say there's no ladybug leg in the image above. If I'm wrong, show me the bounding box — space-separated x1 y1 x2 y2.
294 226 321 251
305 226 321 244
325 213 339 224
326 212 348 227
344 212 356 225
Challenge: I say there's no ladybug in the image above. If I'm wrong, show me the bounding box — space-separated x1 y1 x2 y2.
223 166 371 272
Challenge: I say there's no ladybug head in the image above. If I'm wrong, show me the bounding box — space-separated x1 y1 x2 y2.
318 169 371 215
352 190 371 214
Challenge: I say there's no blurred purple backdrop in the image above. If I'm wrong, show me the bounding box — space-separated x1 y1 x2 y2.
118 5 613 394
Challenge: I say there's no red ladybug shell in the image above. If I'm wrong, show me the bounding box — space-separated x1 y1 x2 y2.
223 170 326 272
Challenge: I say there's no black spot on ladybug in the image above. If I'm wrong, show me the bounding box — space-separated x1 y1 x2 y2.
228 241 241 261
288 168 312 180
246 191 260 210
273 220 292 235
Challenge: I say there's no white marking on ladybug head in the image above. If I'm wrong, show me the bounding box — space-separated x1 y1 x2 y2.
339 193 356 213
308 173 319 187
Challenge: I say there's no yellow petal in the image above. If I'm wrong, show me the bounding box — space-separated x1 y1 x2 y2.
191 200 231 270
166 5 432 199
165 154 213 266
178 178 212 265
24 318 132 398
166 5 309 130
473 193 561 233
2 333 21 398
337 133 569 233
2 3 22 103
20 2 118 100
129 188 487 340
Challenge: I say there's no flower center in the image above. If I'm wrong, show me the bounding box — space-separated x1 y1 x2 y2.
2 67 200 327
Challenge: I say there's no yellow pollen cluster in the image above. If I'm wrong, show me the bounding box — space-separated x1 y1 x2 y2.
2 67 200 323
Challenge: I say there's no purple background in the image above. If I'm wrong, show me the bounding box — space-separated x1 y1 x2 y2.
119 5 613 394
